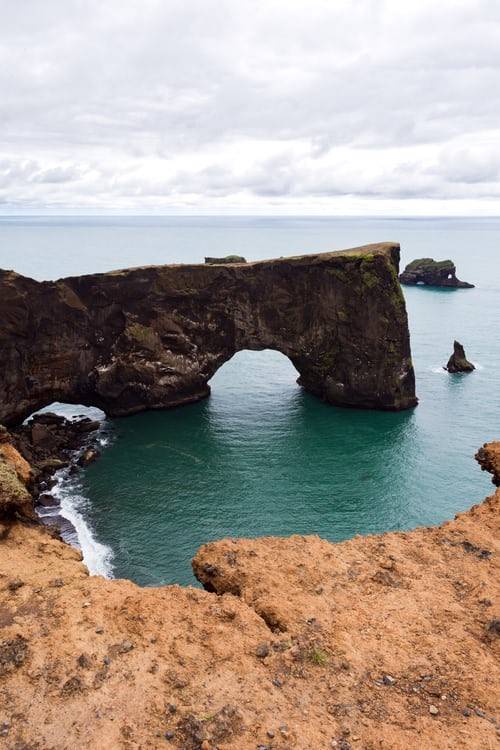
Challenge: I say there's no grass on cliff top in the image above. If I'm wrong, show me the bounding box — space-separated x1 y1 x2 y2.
406 258 454 271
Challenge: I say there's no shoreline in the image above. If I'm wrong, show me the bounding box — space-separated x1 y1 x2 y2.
8 408 115 577
0 438 498 748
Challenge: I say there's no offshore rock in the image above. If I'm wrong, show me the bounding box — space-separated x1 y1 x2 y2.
399 258 474 288
444 341 475 373
204 255 247 264
0 243 417 424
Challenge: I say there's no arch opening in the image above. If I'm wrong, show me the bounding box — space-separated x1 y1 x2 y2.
208 349 300 402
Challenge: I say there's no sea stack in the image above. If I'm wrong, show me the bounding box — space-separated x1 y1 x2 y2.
445 341 475 373
399 258 474 288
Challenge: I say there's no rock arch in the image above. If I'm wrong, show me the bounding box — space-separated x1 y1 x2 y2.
0 243 417 425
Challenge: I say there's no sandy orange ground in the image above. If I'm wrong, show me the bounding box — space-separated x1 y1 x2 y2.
0 444 498 750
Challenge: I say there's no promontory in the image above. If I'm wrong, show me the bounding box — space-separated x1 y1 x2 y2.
0 242 417 425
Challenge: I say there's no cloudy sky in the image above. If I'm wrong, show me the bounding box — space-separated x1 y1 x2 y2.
1 0 499 214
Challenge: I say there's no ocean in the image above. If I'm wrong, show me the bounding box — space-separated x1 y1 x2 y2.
1 216 499 585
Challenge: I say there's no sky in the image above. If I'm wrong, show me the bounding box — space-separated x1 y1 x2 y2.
1 0 499 215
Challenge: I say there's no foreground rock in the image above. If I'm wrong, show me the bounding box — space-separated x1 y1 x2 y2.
0 414 102 542
399 258 474 288
445 341 475 373
0 243 417 424
0 443 498 749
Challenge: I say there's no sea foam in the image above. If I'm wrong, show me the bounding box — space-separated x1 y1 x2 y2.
33 403 115 578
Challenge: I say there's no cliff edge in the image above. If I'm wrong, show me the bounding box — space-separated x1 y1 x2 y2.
0 442 498 749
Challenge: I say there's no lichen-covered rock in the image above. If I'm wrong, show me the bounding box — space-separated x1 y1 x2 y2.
399 258 474 288
445 341 475 373
0 445 33 520
0 243 417 424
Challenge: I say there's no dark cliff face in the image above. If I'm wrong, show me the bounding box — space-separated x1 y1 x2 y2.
0 242 417 424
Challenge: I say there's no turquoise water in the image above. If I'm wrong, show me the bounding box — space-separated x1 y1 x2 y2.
1 216 499 585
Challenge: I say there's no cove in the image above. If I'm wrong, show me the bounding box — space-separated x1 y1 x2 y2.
79 326 496 586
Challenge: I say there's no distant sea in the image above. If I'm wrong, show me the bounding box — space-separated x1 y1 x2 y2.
1 216 499 585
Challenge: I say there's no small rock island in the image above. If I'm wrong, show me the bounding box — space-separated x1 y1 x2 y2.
445 340 475 373
204 255 247 264
399 258 474 288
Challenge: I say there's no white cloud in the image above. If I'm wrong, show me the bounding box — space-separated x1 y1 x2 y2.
0 0 499 213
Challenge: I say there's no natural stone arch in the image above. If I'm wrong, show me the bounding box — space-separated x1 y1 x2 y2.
0 243 417 425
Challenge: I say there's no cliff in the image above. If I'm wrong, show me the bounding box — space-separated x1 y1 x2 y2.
0 441 498 749
0 243 417 425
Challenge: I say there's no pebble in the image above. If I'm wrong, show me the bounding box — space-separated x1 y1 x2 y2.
50 578 64 588
164 730 174 740
7 579 24 592
119 640 134 653
256 643 270 658
166 703 177 714
382 675 396 686
201 741 210 750
95 627 104 634
82 602 91 608
266 729 275 738
474 708 486 718
462 708 472 717
103 656 111 666
77 653 91 669
272 677 283 687
429 705 439 715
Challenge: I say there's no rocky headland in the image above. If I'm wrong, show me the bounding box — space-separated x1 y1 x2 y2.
0 429 498 749
399 259 474 288
0 243 417 425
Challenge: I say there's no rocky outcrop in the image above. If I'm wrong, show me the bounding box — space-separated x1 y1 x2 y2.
399 258 474 288
445 341 475 373
0 243 417 424
476 441 500 485
0 443 498 749
0 414 102 536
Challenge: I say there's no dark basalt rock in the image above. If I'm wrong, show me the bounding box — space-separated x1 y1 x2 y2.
0 243 417 424
205 255 247 264
399 258 474 288
444 341 475 373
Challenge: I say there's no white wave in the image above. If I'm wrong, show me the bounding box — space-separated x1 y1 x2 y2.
431 362 483 374
27 402 115 577
50 471 114 578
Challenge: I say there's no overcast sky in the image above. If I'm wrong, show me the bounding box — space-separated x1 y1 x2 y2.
1 0 499 215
